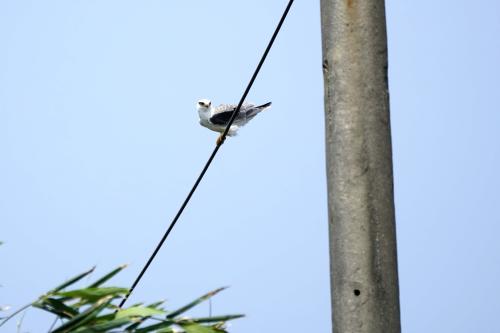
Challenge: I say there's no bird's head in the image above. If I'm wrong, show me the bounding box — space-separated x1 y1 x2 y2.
197 99 212 112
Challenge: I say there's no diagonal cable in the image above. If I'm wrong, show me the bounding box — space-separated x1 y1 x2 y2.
118 0 294 309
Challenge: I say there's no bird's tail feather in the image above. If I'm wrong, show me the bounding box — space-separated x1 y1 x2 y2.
257 102 272 109
245 102 271 121
246 102 272 119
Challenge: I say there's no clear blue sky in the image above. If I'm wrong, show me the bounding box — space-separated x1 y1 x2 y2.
1 1 499 332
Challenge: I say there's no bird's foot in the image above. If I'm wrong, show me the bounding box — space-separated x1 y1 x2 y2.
216 134 225 145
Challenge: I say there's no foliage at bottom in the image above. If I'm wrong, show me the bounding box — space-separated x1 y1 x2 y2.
0 265 243 332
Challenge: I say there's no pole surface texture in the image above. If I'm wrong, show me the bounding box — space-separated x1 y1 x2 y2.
320 0 401 332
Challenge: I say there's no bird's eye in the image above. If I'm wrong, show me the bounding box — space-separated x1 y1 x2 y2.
198 101 205 106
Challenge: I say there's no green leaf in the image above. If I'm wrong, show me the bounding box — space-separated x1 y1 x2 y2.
49 267 96 293
73 317 135 332
51 296 112 333
56 287 128 302
182 323 222 333
156 328 175 333
147 300 165 309
88 265 127 288
131 319 175 333
124 319 146 331
115 306 166 319
190 314 244 323
167 287 227 319
34 297 79 319
129 302 145 308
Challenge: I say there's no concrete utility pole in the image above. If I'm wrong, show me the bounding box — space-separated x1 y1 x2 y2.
320 1 401 332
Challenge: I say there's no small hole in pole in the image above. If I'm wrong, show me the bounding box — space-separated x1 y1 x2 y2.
354 289 361 296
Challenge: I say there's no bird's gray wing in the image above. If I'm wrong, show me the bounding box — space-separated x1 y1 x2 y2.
210 103 255 126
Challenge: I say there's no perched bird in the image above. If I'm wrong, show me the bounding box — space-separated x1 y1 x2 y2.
197 99 272 144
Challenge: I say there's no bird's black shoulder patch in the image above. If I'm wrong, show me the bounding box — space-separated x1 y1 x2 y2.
210 109 235 125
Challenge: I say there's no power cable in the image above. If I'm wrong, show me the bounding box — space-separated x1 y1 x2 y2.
118 0 294 309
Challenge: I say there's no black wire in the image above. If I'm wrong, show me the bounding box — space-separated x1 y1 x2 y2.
118 0 294 309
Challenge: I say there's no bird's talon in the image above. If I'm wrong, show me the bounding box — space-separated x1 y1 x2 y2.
216 135 224 145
